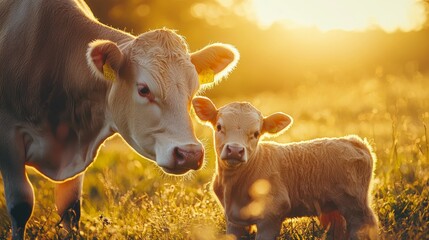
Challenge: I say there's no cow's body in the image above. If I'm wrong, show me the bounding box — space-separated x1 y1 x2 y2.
192 98 378 240
0 0 239 238
0 0 128 180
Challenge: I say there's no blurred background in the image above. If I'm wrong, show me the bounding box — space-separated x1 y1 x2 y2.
84 0 429 97
83 0 429 143
82 0 429 174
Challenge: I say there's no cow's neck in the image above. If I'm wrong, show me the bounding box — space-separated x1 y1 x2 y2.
85 119 115 167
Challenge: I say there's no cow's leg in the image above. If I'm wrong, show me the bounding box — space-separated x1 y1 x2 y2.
0 163 34 240
0 126 35 240
4 172 34 240
55 174 83 232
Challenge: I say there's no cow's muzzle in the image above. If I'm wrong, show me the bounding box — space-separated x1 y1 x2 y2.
172 144 204 171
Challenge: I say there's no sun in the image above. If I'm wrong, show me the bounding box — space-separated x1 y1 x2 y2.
249 0 427 32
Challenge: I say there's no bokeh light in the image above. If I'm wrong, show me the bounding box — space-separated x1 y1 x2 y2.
192 0 427 32
250 0 427 32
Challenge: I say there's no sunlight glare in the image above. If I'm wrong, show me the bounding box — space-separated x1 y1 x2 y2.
250 0 427 32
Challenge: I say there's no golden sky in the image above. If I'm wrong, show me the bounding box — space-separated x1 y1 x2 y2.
192 0 427 32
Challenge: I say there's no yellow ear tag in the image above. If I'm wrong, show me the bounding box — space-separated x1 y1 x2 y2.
198 68 215 84
103 64 116 81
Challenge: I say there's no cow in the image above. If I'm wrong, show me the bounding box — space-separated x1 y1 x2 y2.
192 97 378 240
0 0 239 238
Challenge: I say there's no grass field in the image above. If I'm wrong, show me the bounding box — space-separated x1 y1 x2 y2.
0 70 428 239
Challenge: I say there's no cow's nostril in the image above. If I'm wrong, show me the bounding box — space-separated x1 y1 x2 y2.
173 145 204 170
174 147 185 165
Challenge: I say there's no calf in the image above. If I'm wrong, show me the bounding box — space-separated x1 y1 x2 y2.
0 0 239 238
193 97 378 240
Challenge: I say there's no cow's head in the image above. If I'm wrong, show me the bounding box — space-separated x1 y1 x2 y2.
86 29 239 175
192 97 292 169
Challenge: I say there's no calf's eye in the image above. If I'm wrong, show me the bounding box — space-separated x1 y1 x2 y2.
254 131 260 138
216 124 222 132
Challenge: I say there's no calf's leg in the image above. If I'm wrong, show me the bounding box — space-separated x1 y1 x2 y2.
255 217 283 240
55 174 83 232
319 211 347 240
346 206 378 240
226 221 248 239
341 199 378 240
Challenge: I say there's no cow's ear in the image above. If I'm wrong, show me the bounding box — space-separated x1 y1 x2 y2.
87 40 124 81
190 43 239 86
262 113 293 136
192 96 218 125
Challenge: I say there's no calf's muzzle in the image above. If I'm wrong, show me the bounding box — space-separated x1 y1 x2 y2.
222 143 246 162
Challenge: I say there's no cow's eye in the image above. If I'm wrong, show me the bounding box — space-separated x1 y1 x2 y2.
137 84 151 97
216 124 222 132
254 131 260 138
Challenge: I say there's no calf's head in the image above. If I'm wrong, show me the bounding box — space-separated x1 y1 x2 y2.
86 29 239 174
192 97 292 169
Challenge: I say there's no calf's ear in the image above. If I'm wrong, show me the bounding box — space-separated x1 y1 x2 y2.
190 43 239 86
192 96 218 125
262 113 293 135
87 40 124 81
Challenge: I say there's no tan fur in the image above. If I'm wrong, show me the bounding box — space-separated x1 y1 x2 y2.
190 43 240 83
193 97 379 240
